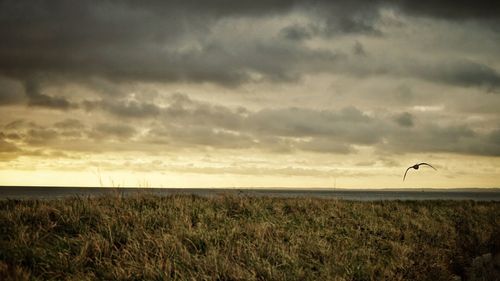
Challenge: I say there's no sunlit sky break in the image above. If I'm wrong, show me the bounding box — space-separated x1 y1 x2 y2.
1 1 499 188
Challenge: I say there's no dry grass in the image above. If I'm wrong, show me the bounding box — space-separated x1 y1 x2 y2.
0 193 499 280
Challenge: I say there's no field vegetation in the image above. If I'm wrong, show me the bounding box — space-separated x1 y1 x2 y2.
1 193 499 280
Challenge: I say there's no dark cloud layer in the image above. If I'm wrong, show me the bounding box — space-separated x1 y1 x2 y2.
422 60 500 91
394 112 414 128
24 80 73 109
1 0 499 89
1 1 499 165
3 94 499 157
393 1 500 20
0 77 24 105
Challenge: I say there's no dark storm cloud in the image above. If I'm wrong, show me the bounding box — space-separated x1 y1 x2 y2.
280 24 314 41
394 112 414 127
279 14 381 42
381 124 500 156
342 58 500 92
1 0 499 162
392 1 500 20
1 0 498 91
422 60 500 91
0 0 301 85
0 76 24 105
24 80 73 109
488 129 500 145
325 16 381 36
352 41 366 56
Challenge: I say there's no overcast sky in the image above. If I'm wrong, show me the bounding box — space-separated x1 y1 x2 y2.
1 0 499 188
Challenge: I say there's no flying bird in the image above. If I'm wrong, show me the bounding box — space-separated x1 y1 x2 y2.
403 163 437 181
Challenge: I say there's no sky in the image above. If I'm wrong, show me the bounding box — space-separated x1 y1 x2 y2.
0 0 499 188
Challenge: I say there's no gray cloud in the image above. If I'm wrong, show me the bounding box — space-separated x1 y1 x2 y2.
280 14 381 42
394 112 414 128
324 16 381 36
53 119 85 130
421 60 500 91
0 134 19 161
280 24 314 41
297 138 355 154
84 99 161 118
488 129 500 145
391 1 500 21
92 123 137 139
1 0 499 164
149 125 256 149
247 106 380 145
0 133 18 152
352 41 366 56
0 0 309 86
382 124 500 156
163 94 245 130
24 80 73 109
339 57 500 92
1 0 498 97
2 94 500 157
25 127 59 145
0 76 24 106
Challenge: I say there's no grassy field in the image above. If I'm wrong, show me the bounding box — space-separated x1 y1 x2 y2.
0 193 499 280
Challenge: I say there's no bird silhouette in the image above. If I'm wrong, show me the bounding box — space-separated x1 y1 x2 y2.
403 163 437 181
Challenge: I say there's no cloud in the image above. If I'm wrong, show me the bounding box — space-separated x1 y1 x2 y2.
337 56 500 92
168 164 341 177
280 24 314 41
25 127 59 145
0 76 25 106
92 123 137 139
247 106 380 145
53 119 85 130
297 138 355 154
149 126 256 149
2 93 500 158
0 134 19 161
394 112 414 127
489 129 500 144
0 134 18 153
352 41 366 56
381 124 500 156
420 60 500 91
84 99 162 118
0 1 316 86
0 0 498 99
24 80 73 109
391 1 500 21
325 16 381 36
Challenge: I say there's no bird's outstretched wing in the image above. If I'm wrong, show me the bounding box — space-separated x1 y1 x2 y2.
418 162 437 170
403 166 412 181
